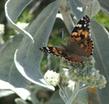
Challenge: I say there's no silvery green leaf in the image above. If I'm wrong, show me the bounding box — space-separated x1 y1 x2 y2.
59 83 81 104
98 0 109 13
49 91 64 104
0 80 30 100
0 35 22 84
0 34 31 100
3 0 57 98
5 0 34 41
59 0 74 33
91 21 109 104
0 25 30 99
69 0 84 19
14 1 59 90
80 0 100 17
77 90 88 104
91 21 109 81
5 0 33 22
0 90 14 98
90 0 100 17
15 98 28 104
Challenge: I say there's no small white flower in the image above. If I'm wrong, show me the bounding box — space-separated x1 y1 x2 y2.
62 68 69 78
44 70 60 87
98 75 107 89
68 80 75 91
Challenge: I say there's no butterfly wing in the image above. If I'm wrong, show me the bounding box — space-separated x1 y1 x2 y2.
40 46 66 57
40 46 83 63
40 15 93 63
68 15 93 57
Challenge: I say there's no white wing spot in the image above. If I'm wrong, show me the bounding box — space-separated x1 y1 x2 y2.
76 24 82 28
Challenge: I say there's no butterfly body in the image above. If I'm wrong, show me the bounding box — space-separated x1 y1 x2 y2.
40 15 93 63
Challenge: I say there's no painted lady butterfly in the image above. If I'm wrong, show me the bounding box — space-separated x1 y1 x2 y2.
40 15 93 63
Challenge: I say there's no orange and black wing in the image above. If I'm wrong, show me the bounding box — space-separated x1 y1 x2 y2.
69 15 93 57
40 46 83 63
40 15 94 63
40 47 66 57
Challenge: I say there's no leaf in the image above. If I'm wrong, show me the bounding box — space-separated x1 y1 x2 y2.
98 0 109 13
14 1 59 90
91 21 109 81
69 0 84 19
15 98 28 104
59 0 74 33
49 91 64 104
0 68 30 100
90 0 100 17
0 90 14 98
79 0 100 17
77 89 88 104
91 21 109 104
0 35 30 100
2 0 36 99
5 0 34 40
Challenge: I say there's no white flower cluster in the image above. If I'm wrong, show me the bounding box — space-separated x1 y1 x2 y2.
44 57 107 92
44 70 60 87
61 58 107 90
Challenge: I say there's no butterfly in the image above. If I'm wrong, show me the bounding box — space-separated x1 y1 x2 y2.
40 15 94 63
